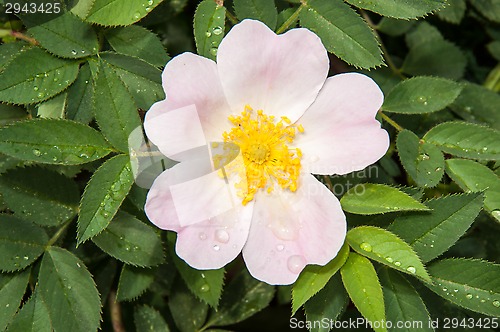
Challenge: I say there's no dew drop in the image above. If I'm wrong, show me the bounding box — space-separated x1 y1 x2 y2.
32 149 42 156
213 244 220 251
71 50 77 55
215 229 230 243
417 96 427 103
210 47 218 56
359 242 372 252
385 257 394 263
442 288 448 292
493 300 500 307
276 244 285 251
77 263 81 268
67 285 72 290
53 77 59 82
435 167 442 172
205 31 212 37
23 256 29 260
148 0 153 5
145 6 151 12
492 210 500 219
406 266 416 274
33 86 39 91
287 255 306 274
466 294 473 299
200 284 210 292
212 26 223 35
133 12 141 19
394 261 401 267
37 92 45 98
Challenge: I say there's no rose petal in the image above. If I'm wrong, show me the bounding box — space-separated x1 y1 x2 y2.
242 173 346 285
295 73 390 175
144 53 232 160
175 202 253 269
217 19 329 122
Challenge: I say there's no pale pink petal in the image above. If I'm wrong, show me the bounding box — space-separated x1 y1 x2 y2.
242 173 346 285
175 202 253 269
295 73 390 175
145 146 213 232
144 53 232 160
217 19 329 123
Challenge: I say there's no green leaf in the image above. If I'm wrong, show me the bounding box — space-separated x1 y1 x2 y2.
402 39 466 80
99 53 164 110
0 118 112 165
0 103 28 125
171 244 225 308
379 268 433 332
0 269 30 331
6 291 52 332
104 26 169 67
36 92 67 119
389 193 484 263
0 167 79 226
116 264 156 301
449 83 500 130
0 47 79 104
76 0 164 26
396 129 444 188
77 155 134 244
38 247 101 332
470 0 500 23
340 183 429 215
445 159 500 223
134 305 170 332
345 0 446 19
0 43 25 72
376 17 415 37
437 0 466 24
93 59 141 152
300 0 383 69
382 76 463 114
92 211 164 267
194 0 226 61
304 274 348 332
0 215 48 272
291 243 349 315
233 0 278 30
426 258 500 317
488 41 500 61
347 226 431 282
168 277 208 332
424 122 500 161
22 11 98 58
66 63 94 124
340 252 387 332
206 269 275 327
405 22 443 49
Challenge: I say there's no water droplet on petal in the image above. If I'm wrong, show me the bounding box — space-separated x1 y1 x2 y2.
215 229 230 243
199 232 207 240
213 244 220 251
360 242 372 252
287 255 306 274
493 300 500 307
406 266 416 274
276 244 285 251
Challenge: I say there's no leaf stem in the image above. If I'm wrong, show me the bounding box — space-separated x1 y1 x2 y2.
276 3 305 34
378 111 404 132
483 63 500 92
109 291 126 332
225 9 239 25
10 31 38 45
359 10 405 79
46 219 72 248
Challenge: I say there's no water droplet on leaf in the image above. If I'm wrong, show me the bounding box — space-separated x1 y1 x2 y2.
359 242 372 252
32 149 42 156
493 300 500 307
466 294 473 299
213 26 223 35
406 266 416 274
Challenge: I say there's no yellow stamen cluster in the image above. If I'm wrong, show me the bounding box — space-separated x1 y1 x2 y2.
221 106 303 205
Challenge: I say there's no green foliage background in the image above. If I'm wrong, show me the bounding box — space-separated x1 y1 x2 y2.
0 0 500 331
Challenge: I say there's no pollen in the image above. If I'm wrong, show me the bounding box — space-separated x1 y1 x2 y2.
221 106 303 205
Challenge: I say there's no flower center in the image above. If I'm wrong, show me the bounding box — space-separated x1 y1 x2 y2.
221 106 304 205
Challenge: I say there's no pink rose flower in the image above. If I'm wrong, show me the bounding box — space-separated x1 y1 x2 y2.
144 19 389 285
